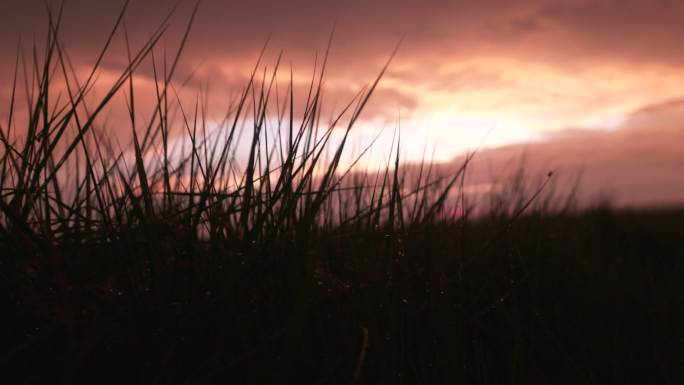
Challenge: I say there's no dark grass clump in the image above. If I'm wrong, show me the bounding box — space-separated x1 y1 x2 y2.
1 4 683 384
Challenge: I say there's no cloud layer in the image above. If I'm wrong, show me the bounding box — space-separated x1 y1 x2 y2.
2 0 684 206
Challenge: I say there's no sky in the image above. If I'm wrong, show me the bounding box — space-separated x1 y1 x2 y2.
1 0 684 207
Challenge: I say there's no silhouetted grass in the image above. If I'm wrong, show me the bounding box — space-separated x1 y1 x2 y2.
1 4 683 384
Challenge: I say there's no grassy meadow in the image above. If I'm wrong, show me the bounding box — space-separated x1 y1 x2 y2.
1 5 683 384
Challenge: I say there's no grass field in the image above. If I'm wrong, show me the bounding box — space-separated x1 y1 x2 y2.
1 5 683 384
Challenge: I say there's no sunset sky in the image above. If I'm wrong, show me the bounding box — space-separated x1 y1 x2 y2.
2 0 684 207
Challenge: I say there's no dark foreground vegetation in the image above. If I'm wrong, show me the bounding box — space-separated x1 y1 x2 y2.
2 4 683 384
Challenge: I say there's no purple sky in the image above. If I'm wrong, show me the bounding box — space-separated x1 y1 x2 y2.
2 0 684 206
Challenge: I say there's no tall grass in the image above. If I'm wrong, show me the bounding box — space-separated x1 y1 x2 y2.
0 2 472 250
2 4 683 385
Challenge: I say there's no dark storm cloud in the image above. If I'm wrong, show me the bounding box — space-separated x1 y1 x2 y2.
3 0 684 118
4 0 684 67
